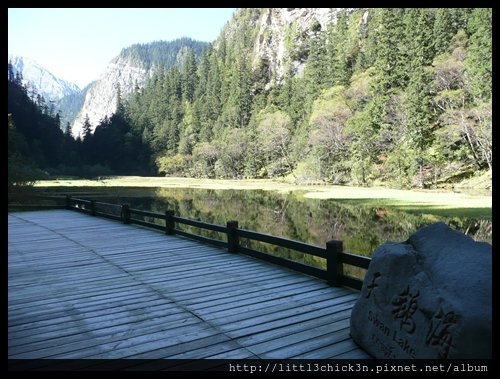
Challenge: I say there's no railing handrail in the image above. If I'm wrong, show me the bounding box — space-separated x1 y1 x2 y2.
64 195 371 290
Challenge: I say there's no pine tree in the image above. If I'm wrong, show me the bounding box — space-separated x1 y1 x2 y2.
54 113 61 129
325 10 351 86
181 48 197 102
433 9 455 54
373 8 407 92
8 61 15 82
303 30 328 111
234 54 253 128
82 114 92 140
466 8 492 102
406 67 433 188
115 83 125 116
64 122 72 136
404 8 435 70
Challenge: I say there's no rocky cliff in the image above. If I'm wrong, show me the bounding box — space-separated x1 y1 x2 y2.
72 39 208 138
71 55 149 138
9 55 80 103
71 9 372 138
220 8 366 84
252 8 354 81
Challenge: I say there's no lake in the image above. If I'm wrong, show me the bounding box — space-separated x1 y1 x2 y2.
36 186 491 277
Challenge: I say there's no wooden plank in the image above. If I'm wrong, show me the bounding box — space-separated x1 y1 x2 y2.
170 274 314 303
290 338 365 359
8 210 368 360
260 327 352 358
8 311 192 353
8 302 180 335
9 313 204 358
237 228 327 258
233 308 353 345
202 290 357 322
227 301 355 339
248 319 350 356
8 303 185 343
204 348 259 359
56 322 222 359
173 229 227 248
8 292 162 322
239 246 327 279
128 333 234 359
185 281 326 311
215 294 358 332
172 215 227 233
194 285 345 317
8 297 170 327
333 348 372 359
340 251 371 269
8 280 152 309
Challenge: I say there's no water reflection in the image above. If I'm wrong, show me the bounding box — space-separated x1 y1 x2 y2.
81 186 492 256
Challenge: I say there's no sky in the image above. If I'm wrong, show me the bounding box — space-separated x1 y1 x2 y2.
8 8 236 88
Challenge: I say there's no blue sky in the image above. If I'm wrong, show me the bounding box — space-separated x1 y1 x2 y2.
8 8 236 88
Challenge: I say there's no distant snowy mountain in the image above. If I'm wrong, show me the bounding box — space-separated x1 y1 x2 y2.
9 55 83 128
8 55 80 102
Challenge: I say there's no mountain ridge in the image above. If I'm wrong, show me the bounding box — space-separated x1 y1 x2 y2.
71 38 209 138
8 55 80 103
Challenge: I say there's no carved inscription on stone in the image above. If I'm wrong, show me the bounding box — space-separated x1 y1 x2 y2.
426 308 458 359
350 223 491 358
392 285 419 334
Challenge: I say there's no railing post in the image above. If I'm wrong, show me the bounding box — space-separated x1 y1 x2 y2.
90 200 96 216
121 204 130 224
65 195 71 210
165 210 175 235
227 220 239 253
326 240 343 286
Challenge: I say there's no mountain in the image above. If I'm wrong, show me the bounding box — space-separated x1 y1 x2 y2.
71 38 209 138
8 8 490 188
55 83 93 130
8 55 80 103
118 8 490 186
226 8 362 84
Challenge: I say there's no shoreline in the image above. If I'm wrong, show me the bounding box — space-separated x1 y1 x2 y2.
34 176 492 212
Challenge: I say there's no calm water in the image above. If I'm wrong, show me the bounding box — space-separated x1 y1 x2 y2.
48 186 491 273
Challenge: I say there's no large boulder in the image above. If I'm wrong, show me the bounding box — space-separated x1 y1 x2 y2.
350 222 491 359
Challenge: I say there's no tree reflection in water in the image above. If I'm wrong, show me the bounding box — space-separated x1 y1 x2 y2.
82 187 491 279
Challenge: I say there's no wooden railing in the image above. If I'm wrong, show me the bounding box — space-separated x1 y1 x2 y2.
63 195 370 290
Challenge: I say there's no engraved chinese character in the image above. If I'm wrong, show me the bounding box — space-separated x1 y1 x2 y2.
365 272 381 299
380 342 395 358
392 285 419 334
426 308 457 359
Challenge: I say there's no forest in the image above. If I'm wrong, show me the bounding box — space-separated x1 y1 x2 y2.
8 8 491 190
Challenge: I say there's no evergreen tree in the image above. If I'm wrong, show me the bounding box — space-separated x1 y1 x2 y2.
102 8 489 186
8 60 15 82
373 8 407 92
235 54 253 128
465 8 492 101
82 114 92 140
64 122 72 136
406 67 433 188
433 9 456 54
181 48 198 102
304 31 328 108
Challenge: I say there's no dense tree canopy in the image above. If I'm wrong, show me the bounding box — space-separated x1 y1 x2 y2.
8 8 491 189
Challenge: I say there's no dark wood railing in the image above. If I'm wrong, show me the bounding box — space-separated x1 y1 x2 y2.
60 195 371 290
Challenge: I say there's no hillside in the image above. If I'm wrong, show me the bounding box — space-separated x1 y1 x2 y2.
8 8 491 190
71 38 209 138
118 8 491 188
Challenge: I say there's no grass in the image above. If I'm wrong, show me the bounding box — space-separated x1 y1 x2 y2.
35 176 492 219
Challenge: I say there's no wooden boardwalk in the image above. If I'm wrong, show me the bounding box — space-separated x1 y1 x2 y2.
8 210 369 365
